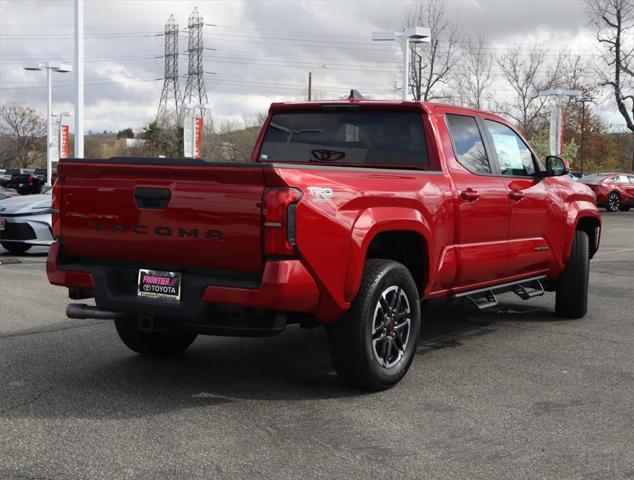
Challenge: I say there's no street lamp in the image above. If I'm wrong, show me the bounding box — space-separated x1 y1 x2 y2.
23 62 72 186
372 26 431 100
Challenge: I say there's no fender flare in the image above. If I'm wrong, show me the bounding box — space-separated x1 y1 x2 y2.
343 207 432 303
562 203 601 265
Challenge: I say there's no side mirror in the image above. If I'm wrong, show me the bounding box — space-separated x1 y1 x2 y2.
543 155 568 177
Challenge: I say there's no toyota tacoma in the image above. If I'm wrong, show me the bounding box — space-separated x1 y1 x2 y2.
47 97 601 390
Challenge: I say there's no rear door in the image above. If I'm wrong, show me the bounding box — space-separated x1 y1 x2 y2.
443 113 510 287
481 119 561 276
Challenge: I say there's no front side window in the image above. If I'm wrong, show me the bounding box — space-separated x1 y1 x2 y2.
259 111 429 167
485 120 536 177
445 114 491 174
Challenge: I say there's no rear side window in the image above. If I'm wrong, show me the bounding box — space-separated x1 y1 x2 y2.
259 111 429 167
445 114 491 174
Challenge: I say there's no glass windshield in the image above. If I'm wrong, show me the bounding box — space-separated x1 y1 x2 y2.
259 111 429 167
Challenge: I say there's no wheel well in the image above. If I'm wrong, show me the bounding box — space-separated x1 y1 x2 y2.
577 217 600 258
366 231 427 294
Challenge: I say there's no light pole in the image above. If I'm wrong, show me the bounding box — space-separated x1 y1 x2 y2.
372 26 431 100
23 62 72 186
75 0 85 159
576 95 594 176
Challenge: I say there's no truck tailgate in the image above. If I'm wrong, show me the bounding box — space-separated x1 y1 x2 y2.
58 160 266 273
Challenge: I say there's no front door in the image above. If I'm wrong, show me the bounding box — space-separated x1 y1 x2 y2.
482 119 560 276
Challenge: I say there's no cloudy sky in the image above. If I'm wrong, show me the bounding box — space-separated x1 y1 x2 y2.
0 0 619 133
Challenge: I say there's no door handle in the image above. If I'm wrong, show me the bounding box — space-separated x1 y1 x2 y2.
460 188 480 202
509 190 525 201
134 187 172 209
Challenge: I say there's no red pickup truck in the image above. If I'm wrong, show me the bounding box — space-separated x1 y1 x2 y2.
47 99 601 390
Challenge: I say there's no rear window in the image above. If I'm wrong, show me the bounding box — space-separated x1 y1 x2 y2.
259 111 429 168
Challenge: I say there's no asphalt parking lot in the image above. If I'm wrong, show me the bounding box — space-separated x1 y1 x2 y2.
0 213 633 480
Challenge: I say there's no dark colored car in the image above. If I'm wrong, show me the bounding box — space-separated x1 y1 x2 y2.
582 173 634 212
0 168 22 188
4 172 45 195
47 100 601 390
33 168 57 185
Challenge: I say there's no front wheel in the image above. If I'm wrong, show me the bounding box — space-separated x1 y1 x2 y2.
606 192 622 212
555 230 589 319
327 259 421 390
114 318 197 356
1 242 32 254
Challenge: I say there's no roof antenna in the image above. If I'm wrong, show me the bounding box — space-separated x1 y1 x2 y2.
348 89 364 100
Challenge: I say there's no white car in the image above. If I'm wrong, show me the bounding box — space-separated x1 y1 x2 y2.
0 188 53 254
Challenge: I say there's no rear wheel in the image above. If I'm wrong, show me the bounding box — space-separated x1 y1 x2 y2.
555 230 589 319
114 318 197 356
327 259 421 390
1 242 32 254
606 192 621 212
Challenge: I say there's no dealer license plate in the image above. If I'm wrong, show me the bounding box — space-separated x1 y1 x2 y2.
137 269 182 301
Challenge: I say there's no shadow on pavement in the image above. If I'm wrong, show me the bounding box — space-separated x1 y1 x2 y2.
0 296 561 420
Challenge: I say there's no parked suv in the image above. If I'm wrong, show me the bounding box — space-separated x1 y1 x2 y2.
47 99 601 390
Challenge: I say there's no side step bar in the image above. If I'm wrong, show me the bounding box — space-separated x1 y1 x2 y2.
454 276 546 311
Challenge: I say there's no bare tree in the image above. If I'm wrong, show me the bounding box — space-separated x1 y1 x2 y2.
587 0 634 169
0 103 46 168
456 35 494 109
496 46 565 136
403 0 461 101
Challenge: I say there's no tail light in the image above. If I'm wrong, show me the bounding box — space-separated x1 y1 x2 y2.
262 187 303 257
51 178 63 239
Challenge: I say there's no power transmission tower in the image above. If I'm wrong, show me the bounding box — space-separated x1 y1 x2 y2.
157 14 181 128
184 7 212 131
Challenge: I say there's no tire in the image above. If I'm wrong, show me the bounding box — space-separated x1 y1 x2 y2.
327 259 421 390
606 191 622 212
555 230 589 319
114 318 197 356
1 242 32 254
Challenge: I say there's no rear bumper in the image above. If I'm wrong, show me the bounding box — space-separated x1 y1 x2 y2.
46 242 321 322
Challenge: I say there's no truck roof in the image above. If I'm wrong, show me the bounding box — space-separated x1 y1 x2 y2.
268 99 508 124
